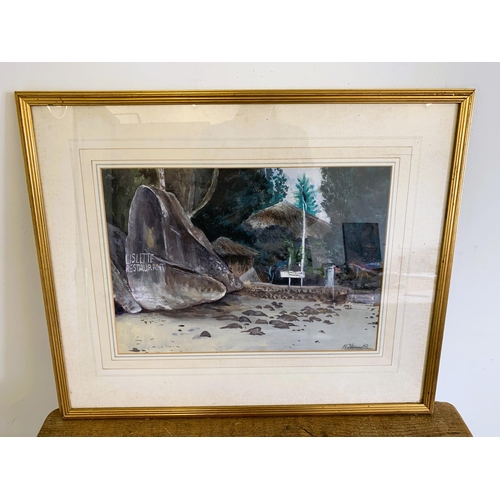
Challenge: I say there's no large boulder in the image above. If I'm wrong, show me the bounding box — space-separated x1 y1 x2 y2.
107 223 128 276
239 267 262 284
107 223 142 314
110 260 142 314
125 185 242 311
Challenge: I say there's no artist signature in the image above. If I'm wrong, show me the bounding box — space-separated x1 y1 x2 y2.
342 343 371 350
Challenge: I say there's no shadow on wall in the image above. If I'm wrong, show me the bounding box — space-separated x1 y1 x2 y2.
0 92 58 436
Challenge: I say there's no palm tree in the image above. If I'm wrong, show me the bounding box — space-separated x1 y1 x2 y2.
300 189 306 286
293 174 319 215
293 174 319 285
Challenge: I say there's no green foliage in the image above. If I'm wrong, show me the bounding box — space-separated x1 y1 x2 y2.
319 167 391 264
193 168 288 243
252 226 296 269
266 168 289 206
102 168 158 233
320 167 391 224
283 239 300 264
293 174 320 215
251 226 312 283
102 166 288 242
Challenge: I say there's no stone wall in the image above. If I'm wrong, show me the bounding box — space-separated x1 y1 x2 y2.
237 283 348 304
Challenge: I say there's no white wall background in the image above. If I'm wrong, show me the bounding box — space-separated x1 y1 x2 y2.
1 62 498 436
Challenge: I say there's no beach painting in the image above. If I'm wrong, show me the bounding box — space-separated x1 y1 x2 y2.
102 166 391 354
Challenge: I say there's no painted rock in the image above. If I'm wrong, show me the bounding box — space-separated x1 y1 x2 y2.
126 185 242 311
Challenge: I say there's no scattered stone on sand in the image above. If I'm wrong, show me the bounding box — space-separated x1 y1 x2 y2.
278 314 297 322
200 331 212 337
221 323 243 329
270 320 292 329
242 310 268 317
243 327 265 335
263 305 274 310
301 306 319 315
215 314 240 321
117 294 378 352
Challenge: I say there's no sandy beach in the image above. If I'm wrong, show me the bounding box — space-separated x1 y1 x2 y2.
115 292 379 354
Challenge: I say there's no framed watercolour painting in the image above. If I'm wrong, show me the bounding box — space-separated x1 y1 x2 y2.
16 89 474 418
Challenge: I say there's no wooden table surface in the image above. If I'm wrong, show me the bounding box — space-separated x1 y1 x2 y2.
37 402 472 437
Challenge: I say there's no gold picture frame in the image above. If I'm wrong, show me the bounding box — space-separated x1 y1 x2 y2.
16 89 474 418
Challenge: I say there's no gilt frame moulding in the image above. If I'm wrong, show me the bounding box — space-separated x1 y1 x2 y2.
15 89 474 419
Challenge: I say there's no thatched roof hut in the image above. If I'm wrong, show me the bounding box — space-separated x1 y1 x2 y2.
211 237 258 277
244 201 332 239
242 201 333 269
